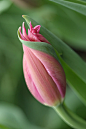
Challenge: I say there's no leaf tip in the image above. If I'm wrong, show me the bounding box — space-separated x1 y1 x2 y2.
22 15 25 18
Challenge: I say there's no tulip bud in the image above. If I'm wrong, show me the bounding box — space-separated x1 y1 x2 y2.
18 21 66 106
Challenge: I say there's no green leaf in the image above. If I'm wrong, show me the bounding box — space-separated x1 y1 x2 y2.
0 124 12 129
18 15 86 105
0 0 12 14
0 103 42 129
50 0 86 16
55 52 86 105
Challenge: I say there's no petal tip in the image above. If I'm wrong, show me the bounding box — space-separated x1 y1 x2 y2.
30 21 33 31
22 22 25 28
18 27 21 34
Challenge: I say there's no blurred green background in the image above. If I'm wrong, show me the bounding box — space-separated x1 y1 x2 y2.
0 0 86 129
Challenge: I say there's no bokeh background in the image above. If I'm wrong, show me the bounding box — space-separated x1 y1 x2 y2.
0 0 86 129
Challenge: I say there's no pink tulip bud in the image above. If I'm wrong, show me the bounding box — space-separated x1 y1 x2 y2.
19 22 66 106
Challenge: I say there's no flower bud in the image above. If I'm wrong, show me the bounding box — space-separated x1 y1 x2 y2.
18 22 66 106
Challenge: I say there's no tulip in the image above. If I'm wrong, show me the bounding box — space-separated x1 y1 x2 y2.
18 22 66 106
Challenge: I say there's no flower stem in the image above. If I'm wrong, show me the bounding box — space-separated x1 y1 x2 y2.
53 103 86 129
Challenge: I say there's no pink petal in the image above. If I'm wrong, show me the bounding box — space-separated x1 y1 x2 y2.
36 33 50 44
22 22 30 40
23 45 62 106
28 29 41 42
30 21 33 32
23 55 45 104
34 25 41 33
19 27 27 41
30 49 66 98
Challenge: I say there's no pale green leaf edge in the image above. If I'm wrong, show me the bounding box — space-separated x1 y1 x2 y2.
50 0 86 16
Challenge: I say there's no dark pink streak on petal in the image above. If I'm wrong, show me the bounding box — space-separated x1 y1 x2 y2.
23 54 45 104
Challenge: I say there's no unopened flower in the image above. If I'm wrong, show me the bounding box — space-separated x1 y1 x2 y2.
18 22 66 106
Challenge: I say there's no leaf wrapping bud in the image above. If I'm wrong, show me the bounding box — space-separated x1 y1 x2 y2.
18 21 66 106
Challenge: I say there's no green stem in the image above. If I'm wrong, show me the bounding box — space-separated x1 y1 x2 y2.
53 103 86 129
